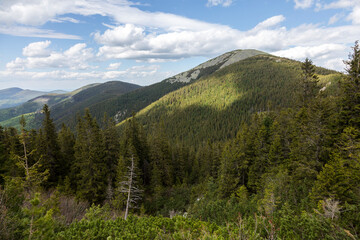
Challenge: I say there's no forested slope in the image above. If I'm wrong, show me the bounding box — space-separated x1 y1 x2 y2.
125 54 341 146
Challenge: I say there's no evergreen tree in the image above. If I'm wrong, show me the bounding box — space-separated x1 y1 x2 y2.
0 126 7 184
299 58 320 107
339 41 360 132
73 109 107 203
102 113 120 199
58 124 75 184
149 129 173 188
120 116 150 186
39 105 62 187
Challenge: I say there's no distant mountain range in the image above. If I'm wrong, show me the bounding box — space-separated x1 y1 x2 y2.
0 87 67 109
0 49 342 147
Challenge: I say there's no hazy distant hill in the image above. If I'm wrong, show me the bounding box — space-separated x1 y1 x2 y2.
0 87 55 109
0 81 141 129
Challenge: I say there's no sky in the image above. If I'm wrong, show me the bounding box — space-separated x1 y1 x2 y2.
0 0 359 91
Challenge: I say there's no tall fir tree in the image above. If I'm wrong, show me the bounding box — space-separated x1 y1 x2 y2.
120 115 150 186
57 123 75 187
102 113 120 200
73 109 107 203
299 58 320 107
38 105 62 187
339 41 360 132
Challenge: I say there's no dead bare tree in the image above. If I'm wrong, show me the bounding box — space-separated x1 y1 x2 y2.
118 155 143 220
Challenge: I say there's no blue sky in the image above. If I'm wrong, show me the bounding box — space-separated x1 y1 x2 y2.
0 0 359 91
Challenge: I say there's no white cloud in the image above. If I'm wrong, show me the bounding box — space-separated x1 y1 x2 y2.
22 40 51 57
7 42 94 71
272 44 347 71
0 65 165 89
347 5 360 24
94 24 145 46
320 0 360 24
251 15 286 31
294 0 314 9
107 62 122 70
206 0 233 7
0 25 81 39
92 12 360 70
50 17 81 23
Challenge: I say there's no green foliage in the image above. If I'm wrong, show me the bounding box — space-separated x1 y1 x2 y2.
73 109 107 203
56 215 227 240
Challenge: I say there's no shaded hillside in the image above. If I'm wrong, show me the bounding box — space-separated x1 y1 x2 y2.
0 81 141 129
126 54 341 146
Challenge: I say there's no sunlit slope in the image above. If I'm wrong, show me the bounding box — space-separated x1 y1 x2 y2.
87 50 266 125
123 54 341 146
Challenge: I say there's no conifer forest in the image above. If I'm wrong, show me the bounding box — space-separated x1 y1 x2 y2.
1 42 360 239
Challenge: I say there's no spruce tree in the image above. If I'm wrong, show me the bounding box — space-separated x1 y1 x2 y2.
39 105 62 187
73 109 107 203
299 58 320 107
102 113 120 199
340 41 360 131
58 124 75 185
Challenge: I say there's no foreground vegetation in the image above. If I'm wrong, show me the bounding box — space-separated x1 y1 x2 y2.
1 43 360 239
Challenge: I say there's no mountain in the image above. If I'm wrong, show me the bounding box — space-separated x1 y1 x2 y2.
0 81 141 129
82 50 267 125
119 54 341 146
0 87 54 109
0 49 265 130
0 49 340 134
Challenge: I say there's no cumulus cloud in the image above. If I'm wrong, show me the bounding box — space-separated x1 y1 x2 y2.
91 12 359 69
22 40 51 57
7 42 94 71
206 0 233 7
272 43 348 71
94 24 145 46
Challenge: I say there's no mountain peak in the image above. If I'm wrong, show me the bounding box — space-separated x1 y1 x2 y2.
166 49 267 84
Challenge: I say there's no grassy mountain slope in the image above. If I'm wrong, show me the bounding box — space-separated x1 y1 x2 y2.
123 54 341 146
0 87 52 109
